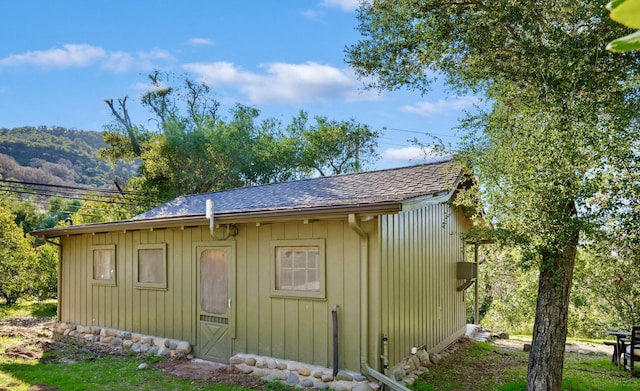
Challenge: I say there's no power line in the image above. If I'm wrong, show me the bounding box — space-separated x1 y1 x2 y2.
382 126 460 139
0 179 157 208
0 178 150 197
0 185 150 208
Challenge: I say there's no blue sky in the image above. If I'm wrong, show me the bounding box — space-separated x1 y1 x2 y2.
0 0 482 169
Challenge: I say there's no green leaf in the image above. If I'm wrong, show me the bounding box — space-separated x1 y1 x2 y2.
607 0 628 11
607 0 640 28
607 30 640 52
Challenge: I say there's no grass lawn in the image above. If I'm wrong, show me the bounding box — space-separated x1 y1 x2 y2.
2 301 639 390
0 300 289 391
414 339 640 391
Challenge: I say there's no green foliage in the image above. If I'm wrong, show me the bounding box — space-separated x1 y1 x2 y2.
0 206 38 305
102 73 380 201
476 245 619 338
607 0 640 51
473 246 537 335
0 126 137 187
0 198 43 235
346 2 640 387
0 199 64 302
575 240 640 331
69 194 140 225
287 111 380 176
29 244 58 300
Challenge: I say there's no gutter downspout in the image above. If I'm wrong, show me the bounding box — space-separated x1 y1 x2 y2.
46 238 62 322
348 214 410 391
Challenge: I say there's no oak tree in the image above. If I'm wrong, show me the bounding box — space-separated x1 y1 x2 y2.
287 111 380 176
102 73 381 202
346 1 640 389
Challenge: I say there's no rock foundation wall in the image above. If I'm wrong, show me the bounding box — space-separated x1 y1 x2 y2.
47 322 192 358
47 321 462 390
230 353 379 391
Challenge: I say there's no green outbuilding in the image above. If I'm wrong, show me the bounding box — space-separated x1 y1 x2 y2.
33 159 478 381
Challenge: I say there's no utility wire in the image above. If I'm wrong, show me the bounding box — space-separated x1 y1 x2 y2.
0 186 150 208
383 126 460 139
0 178 151 197
0 179 157 208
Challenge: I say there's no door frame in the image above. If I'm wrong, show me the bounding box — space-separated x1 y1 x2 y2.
194 240 236 361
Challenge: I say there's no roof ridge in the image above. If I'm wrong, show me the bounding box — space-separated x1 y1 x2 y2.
181 157 455 200
132 158 461 220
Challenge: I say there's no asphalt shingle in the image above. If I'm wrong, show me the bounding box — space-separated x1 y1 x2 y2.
134 159 462 220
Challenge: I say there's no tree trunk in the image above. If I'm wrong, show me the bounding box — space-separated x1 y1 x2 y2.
526 235 578 391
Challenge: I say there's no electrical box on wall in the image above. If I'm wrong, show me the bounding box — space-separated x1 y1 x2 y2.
456 262 477 280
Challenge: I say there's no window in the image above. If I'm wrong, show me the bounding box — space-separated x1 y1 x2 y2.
92 245 116 285
271 239 325 299
134 243 167 289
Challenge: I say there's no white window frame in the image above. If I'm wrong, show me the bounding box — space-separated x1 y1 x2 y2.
134 243 167 290
270 239 325 300
92 244 116 286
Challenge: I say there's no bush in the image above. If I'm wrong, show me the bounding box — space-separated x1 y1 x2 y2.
0 206 57 304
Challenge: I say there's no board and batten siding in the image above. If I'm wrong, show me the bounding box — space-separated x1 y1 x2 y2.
59 227 206 343
57 219 372 371
233 219 373 371
378 202 470 367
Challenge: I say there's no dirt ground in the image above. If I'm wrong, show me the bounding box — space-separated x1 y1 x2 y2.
491 335 612 355
0 317 274 390
1 317 613 390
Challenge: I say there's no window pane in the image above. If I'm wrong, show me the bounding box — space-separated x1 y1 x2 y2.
293 270 307 288
138 249 164 284
308 270 317 284
276 269 293 289
308 250 318 268
279 249 293 267
200 249 228 315
93 249 113 280
293 250 306 268
275 246 320 292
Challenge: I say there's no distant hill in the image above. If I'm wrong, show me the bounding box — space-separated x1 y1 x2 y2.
0 126 137 188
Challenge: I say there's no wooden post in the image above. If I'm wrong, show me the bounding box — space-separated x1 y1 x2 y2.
474 243 479 325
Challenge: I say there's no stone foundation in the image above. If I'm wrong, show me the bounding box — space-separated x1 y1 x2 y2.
386 347 435 387
47 321 452 389
47 322 192 358
229 353 379 391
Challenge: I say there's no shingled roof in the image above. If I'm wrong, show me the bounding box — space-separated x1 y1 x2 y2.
31 159 463 238
134 159 462 220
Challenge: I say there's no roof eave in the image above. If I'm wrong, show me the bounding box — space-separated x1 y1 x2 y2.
32 201 404 238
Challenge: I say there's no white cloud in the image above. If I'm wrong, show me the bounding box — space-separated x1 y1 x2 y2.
320 0 361 12
183 61 377 104
131 49 177 71
188 38 214 46
0 44 106 68
0 44 176 73
138 49 176 62
381 146 425 162
381 145 451 164
402 96 482 116
103 51 134 73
